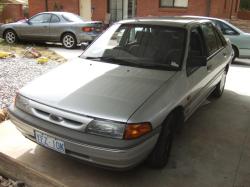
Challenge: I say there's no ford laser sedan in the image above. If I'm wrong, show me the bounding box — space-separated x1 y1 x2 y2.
8 17 233 169
0 12 103 49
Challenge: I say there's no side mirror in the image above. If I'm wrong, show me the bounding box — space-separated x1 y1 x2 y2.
188 55 207 67
26 19 31 25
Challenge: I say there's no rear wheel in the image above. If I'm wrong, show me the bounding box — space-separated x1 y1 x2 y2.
212 69 227 98
146 113 176 169
62 33 77 49
4 30 17 44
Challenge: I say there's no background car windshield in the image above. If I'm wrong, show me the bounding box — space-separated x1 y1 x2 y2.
82 24 186 69
62 13 85 22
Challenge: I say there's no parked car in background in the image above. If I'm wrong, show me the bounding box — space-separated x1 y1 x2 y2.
9 17 233 170
182 16 250 60
0 12 103 49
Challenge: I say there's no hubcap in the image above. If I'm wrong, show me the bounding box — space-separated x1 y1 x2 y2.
63 35 75 48
5 32 16 44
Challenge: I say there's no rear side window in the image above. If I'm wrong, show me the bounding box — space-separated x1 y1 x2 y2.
201 23 219 56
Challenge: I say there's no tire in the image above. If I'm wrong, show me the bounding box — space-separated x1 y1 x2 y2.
212 69 227 98
232 46 239 63
4 30 18 44
61 33 77 49
146 112 176 169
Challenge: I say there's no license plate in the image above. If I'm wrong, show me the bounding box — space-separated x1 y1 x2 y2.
35 131 65 154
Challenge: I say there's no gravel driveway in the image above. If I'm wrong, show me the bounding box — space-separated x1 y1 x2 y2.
0 57 59 109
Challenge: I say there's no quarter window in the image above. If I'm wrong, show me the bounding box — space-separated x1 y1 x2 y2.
201 23 219 56
51 15 60 23
160 0 188 7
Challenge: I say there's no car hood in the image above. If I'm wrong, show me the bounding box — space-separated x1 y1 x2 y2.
20 58 176 122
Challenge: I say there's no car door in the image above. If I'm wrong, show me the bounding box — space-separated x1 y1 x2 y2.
21 13 51 41
201 23 228 90
49 14 62 42
185 26 209 117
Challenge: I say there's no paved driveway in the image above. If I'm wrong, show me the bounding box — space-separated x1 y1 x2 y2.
0 59 250 187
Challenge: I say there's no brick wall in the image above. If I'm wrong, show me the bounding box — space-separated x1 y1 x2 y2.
28 0 79 17
0 4 24 23
137 0 239 19
91 0 240 22
91 0 107 21
238 10 250 20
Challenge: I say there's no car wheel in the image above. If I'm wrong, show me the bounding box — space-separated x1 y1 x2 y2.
146 112 176 169
4 30 17 44
212 69 227 98
232 46 239 63
62 33 77 49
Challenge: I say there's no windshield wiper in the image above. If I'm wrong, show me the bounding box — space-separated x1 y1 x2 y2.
85 56 179 71
85 56 137 66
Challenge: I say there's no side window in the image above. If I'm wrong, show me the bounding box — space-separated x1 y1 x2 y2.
201 23 219 56
29 14 51 24
186 27 205 76
219 21 238 35
213 26 227 49
51 15 60 23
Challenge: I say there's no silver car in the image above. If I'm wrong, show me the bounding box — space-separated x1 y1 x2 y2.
8 17 233 170
0 12 103 49
182 16 250 60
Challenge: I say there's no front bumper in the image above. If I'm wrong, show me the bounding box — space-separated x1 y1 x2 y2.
8 106 159 169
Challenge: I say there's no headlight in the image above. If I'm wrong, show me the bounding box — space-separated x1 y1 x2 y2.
86 121 125 139
15 94 32 114
86 121 152 139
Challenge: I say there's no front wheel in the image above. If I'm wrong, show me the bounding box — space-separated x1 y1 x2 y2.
4 30 17 44
146 113 176 169
62 33 77 49
212 70 227 98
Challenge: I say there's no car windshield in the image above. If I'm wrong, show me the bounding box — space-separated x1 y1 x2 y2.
81 23 187 70
62 13 86 22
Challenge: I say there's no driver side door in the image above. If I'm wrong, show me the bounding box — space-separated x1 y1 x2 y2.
20 13 51 41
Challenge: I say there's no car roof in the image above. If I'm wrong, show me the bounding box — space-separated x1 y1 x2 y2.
118 16 212 29
37 11 77 16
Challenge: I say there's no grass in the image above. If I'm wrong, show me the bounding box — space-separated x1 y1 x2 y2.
0 39 66 63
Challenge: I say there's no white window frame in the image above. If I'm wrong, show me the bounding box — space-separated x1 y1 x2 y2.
160 0 188 8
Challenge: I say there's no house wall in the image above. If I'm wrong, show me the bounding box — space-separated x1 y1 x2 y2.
238 10 250 20
28 0 79 17
90 0 240 22
137 0 239 18
91 0 107 21
80 0 91 20
0 4 24 23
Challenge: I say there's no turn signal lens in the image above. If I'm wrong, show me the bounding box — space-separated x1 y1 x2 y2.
124 122 152 140
82 27 94 32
